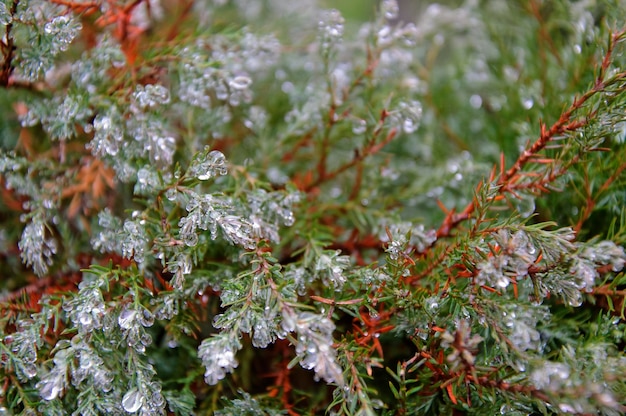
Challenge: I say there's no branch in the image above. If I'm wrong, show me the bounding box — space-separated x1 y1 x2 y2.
0 0 19 87
432 29 626 245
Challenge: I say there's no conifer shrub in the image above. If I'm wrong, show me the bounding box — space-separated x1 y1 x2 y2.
1 0 626 414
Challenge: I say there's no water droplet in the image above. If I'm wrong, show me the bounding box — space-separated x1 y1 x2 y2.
182 232 199 247
118 308 136 330
24 363 37 378
39 378 63 401
381 0 399 20
469 94 482 109
566 291 582 307
140 309 154 327
229 76 252 90
319 9 344 51
122 388 144 413
283 212 295 227
165 188 177 201
522 97 534 110
140 333 152 346
352 119 367 135
403 118 418 133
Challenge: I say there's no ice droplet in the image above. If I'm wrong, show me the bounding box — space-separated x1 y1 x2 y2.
399 100 422 133
44 15 70 35
39 378 63 400
522 97 534 110
191 149 228 180
23 363 37 379
183 232 199 247
403 118 418 133
352 119 367 135
118 308 136 329
381 0 399 20
140 309 154 327
165 188 177 201
122 388 144 413
229 76 252 90
469 94 482 109
283 212 295 227
566 291 583 307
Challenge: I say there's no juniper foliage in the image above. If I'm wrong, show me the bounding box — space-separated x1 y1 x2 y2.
1 0 626 414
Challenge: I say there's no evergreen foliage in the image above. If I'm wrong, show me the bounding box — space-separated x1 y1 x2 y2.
1 0 626 414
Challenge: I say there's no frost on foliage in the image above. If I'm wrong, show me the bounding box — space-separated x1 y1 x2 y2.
92 210 150 264
38 348 72 401
16 13 82 81
440 320 483 370
19 212 58 277
134 166 162 196
131 84 171 112
473 227 626 307
295 312 344 386
176 31 278 109
121 378 165 415
381 0 399 20
177 186 299 251
314 250 351 291
188 147 228 180
88 106 125 157
118 304 155 354
68 338 114 393
152 291 181 321
38 337 114 402
579 240 625 273
381 221 437 259
528 345 626 414
530 361 571 392
124 84 176 168
62 272 107 334
216 390 287 416
390 100 423 134
22 94 92 141
72 35 126 93
179 192 256 249
92 208 123 253
500 304 548 353
538 239 625 306
165 250 193 290
318 9 344 55
476 229 538 289
127 114 176 169
199 333 242 385
1 320 42 382
121 217 150 264
247 188 300 242
44 15 82 53
212 284 286 349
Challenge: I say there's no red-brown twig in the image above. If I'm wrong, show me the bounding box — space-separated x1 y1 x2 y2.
432 30 626 246
0 0 19 86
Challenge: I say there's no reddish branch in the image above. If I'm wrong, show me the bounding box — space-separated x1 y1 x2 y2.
303 117 397 192
50 0 99 13
266 340 298 416
575 160 626 232
0 0 18 86
433 29 626 244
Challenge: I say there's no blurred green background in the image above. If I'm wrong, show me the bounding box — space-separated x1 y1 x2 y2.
322 0 463 22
